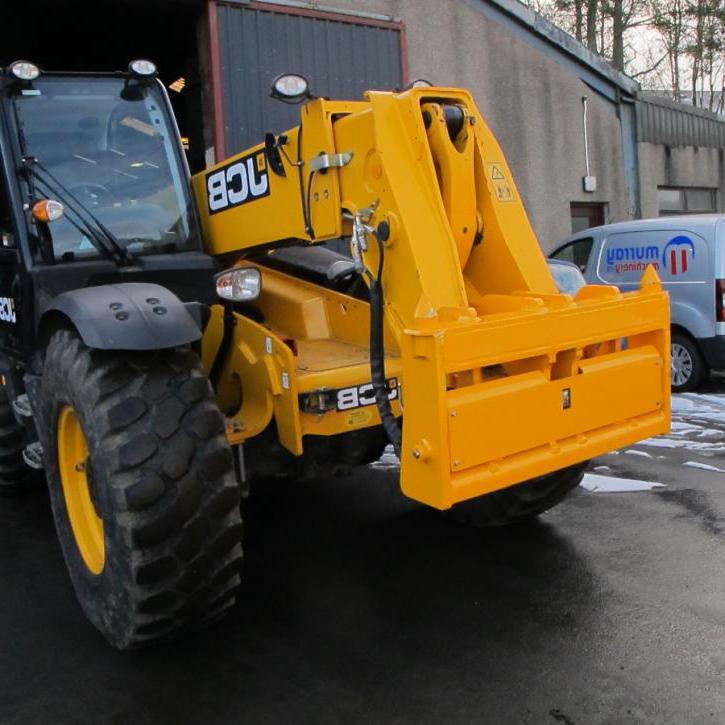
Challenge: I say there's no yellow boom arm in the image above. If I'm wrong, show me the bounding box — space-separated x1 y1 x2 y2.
193 86 669 509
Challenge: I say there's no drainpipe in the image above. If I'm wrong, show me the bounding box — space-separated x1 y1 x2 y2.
582 95 596 193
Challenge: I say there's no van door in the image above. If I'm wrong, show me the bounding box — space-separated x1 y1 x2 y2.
596 229 713 339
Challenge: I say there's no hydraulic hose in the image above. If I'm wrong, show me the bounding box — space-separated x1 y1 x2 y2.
368 235 402 456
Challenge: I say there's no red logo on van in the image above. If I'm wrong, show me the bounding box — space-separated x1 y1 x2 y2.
662 236 695 276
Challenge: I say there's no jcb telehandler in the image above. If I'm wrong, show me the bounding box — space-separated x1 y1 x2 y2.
0 60 670 648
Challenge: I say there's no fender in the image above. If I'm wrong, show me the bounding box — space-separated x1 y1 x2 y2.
39 283 202 350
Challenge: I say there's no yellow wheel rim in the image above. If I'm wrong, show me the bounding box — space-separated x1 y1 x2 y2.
57 405 105 574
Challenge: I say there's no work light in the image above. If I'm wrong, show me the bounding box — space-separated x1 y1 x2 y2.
8 60 40 81
128 59 158 78
270 73 310 103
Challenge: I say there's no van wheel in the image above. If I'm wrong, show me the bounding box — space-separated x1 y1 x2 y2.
671 332 707 392
443 462 588 527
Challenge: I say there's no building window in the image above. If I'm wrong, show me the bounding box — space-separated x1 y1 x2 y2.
658 187 716 216
570 203 605 234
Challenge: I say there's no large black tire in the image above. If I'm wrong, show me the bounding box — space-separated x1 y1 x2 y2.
36 329 243 649
671 331 708 393
0 385 33 492
444 462 588 527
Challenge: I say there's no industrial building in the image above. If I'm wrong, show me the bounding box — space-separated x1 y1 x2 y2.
4 0 725 251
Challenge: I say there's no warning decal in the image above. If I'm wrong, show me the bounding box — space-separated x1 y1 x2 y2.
487 163 514 203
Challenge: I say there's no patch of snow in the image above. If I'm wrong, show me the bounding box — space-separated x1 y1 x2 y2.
640 436 725 454
671 396 697 412
683 461 725 473
669 422 701 435
639 437 683 449
580 473 665 493
593 465 612 473
370 445 399 469
694 428 724 440
625 449 652 458
688 393 725 407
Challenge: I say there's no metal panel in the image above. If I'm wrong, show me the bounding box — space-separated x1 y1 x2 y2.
636 95 725 148
215 2 403 156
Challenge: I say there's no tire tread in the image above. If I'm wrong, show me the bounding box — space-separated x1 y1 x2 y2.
39 330 242 648
445 463 587 527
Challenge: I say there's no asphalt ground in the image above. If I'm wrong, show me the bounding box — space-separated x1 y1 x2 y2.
1 387 725 724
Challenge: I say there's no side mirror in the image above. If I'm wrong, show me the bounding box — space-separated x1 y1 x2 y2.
270 73 311 104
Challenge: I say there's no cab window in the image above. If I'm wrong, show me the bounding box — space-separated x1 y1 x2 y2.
551 237 593 272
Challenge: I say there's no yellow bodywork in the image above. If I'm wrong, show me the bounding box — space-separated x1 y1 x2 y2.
193 86 670 509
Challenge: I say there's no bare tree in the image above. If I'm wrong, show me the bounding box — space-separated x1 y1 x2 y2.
683 0 725 108
534 0 725 111
651 0 687 100
587 0 600 50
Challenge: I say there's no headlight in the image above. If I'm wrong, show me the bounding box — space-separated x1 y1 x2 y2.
270 73 310 103
128 59 157 78
8 60 40 81
215 267 261 302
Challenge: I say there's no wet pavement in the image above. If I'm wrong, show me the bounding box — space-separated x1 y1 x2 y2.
1 387 725 723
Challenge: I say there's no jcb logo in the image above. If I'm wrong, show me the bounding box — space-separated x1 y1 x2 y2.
206 151 269 214
336 379 398 411
0 297 16 324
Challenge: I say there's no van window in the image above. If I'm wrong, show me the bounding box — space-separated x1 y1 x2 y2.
550 237 593 272
597 229 708 285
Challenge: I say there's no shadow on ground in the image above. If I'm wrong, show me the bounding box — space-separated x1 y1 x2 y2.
0 470 605 724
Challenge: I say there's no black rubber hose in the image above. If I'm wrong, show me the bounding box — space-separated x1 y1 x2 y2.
369 237 402 456
296 125 315 240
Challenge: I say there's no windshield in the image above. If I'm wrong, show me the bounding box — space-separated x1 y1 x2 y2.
12 76 199 260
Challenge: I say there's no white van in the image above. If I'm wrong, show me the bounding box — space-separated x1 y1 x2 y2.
550 215 725 392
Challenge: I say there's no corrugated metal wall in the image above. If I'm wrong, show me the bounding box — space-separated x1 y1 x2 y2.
637 94 725 148
215 2 403 156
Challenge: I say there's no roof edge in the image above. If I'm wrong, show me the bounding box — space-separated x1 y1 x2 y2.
637 91 725 125
471 0 640 96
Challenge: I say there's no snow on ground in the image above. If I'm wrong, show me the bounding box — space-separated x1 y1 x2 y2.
640 391 725 457
683 460 725 473
580 473 665 493
370 445 398 469
624 449 653 459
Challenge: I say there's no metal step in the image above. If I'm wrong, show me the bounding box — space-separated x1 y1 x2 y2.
12 394 33 419
22 441 43 470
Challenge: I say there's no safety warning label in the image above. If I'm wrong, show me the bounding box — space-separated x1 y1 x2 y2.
487 163 514 202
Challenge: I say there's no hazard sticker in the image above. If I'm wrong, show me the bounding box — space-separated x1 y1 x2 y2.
487 163 514 202
345 409 374 427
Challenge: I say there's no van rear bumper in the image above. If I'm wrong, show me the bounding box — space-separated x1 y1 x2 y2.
698 336 725 369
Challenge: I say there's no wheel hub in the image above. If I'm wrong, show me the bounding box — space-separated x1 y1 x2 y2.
671 342 693 388
57 405 105 574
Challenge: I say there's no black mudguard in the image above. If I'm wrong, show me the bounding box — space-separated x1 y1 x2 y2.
39 282 202 351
